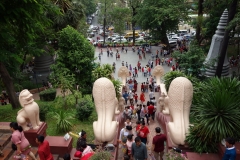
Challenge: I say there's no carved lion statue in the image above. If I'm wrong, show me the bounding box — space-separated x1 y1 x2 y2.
17 89 43 131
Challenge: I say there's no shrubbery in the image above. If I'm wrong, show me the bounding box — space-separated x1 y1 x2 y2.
76 95 94 121
186 77 240 153
39 104 51 121
39 88 56 101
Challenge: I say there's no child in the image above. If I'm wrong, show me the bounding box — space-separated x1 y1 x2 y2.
124 118 132 127
222 137 236 160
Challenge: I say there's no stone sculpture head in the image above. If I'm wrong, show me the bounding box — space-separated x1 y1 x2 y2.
92 78 118 142
152 65 164 77
118 66 130 85
152 65 164 85
19 89 34 107
167 77 193 146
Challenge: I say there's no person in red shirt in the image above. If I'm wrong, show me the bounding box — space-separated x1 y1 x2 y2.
136 121 149 144
36 135 53 160
134 93 138 104
151 127 167 160
148 102 155 121
134 67 138 77
140 92 145 104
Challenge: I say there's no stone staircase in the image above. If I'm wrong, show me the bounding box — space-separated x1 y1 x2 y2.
0 132 59 160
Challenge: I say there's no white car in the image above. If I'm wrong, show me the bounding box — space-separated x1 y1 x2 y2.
93 40 104 45
169 37 180 42
169 41 177 48
131 36 145 42
107 34 119 41
113 38 127 43
112 36 125 41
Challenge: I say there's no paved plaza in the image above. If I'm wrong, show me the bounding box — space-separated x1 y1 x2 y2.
94 46 172 82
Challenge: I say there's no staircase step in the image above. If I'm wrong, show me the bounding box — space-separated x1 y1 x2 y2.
9 147 38 160
0 147 14 160
0 134 11 148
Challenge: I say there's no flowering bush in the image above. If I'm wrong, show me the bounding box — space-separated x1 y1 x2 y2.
166 149 188 160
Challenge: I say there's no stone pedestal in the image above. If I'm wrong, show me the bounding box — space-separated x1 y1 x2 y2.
45 136 73 157
186 152 220 160
24 122 47 147
204 9 230 77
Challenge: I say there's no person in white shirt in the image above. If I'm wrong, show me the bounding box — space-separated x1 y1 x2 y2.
149 90 154 100
151 97 157 106
119 126 133 141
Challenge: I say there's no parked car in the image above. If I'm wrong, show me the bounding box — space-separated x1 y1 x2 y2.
88 32 95 38
93 40 104 46
113 38 127 43
112 36 125 41
108 34 119 41
131 36 145 42
169 37 180 42
99 29 109 37
169 41 177 48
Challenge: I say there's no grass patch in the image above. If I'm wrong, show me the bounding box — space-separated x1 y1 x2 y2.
0 96 97 148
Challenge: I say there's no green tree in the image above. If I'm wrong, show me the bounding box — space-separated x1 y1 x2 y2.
50 66 75 108
50 0 85 31
129 0 142 44
109 7 131 38
135 0 189 48
172 44 206 76
92 64 113 81
0 0 55 109
80 0 96 16
53 26 95 95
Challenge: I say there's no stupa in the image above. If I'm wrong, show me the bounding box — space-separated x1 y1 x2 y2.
204 9 230 77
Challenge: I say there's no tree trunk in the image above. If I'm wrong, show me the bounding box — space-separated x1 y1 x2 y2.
196 0 203 44
0 62 20 109
215 0 238 77
132 8 137 45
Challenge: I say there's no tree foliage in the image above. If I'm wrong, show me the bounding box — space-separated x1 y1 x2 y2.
0 0 57 109
172 44 206 76
135 0 189 45
52 26 95 95
109 7 131 35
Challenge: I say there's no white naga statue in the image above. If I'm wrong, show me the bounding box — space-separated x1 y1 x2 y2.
166 77 193 146
92 78 119 142
17 89 43 131
118 66 130 86
152 65 164 85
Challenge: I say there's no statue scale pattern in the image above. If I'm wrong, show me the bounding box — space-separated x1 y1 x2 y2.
92 78 119 142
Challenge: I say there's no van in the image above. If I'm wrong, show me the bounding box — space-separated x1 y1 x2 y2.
124 32 140 40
